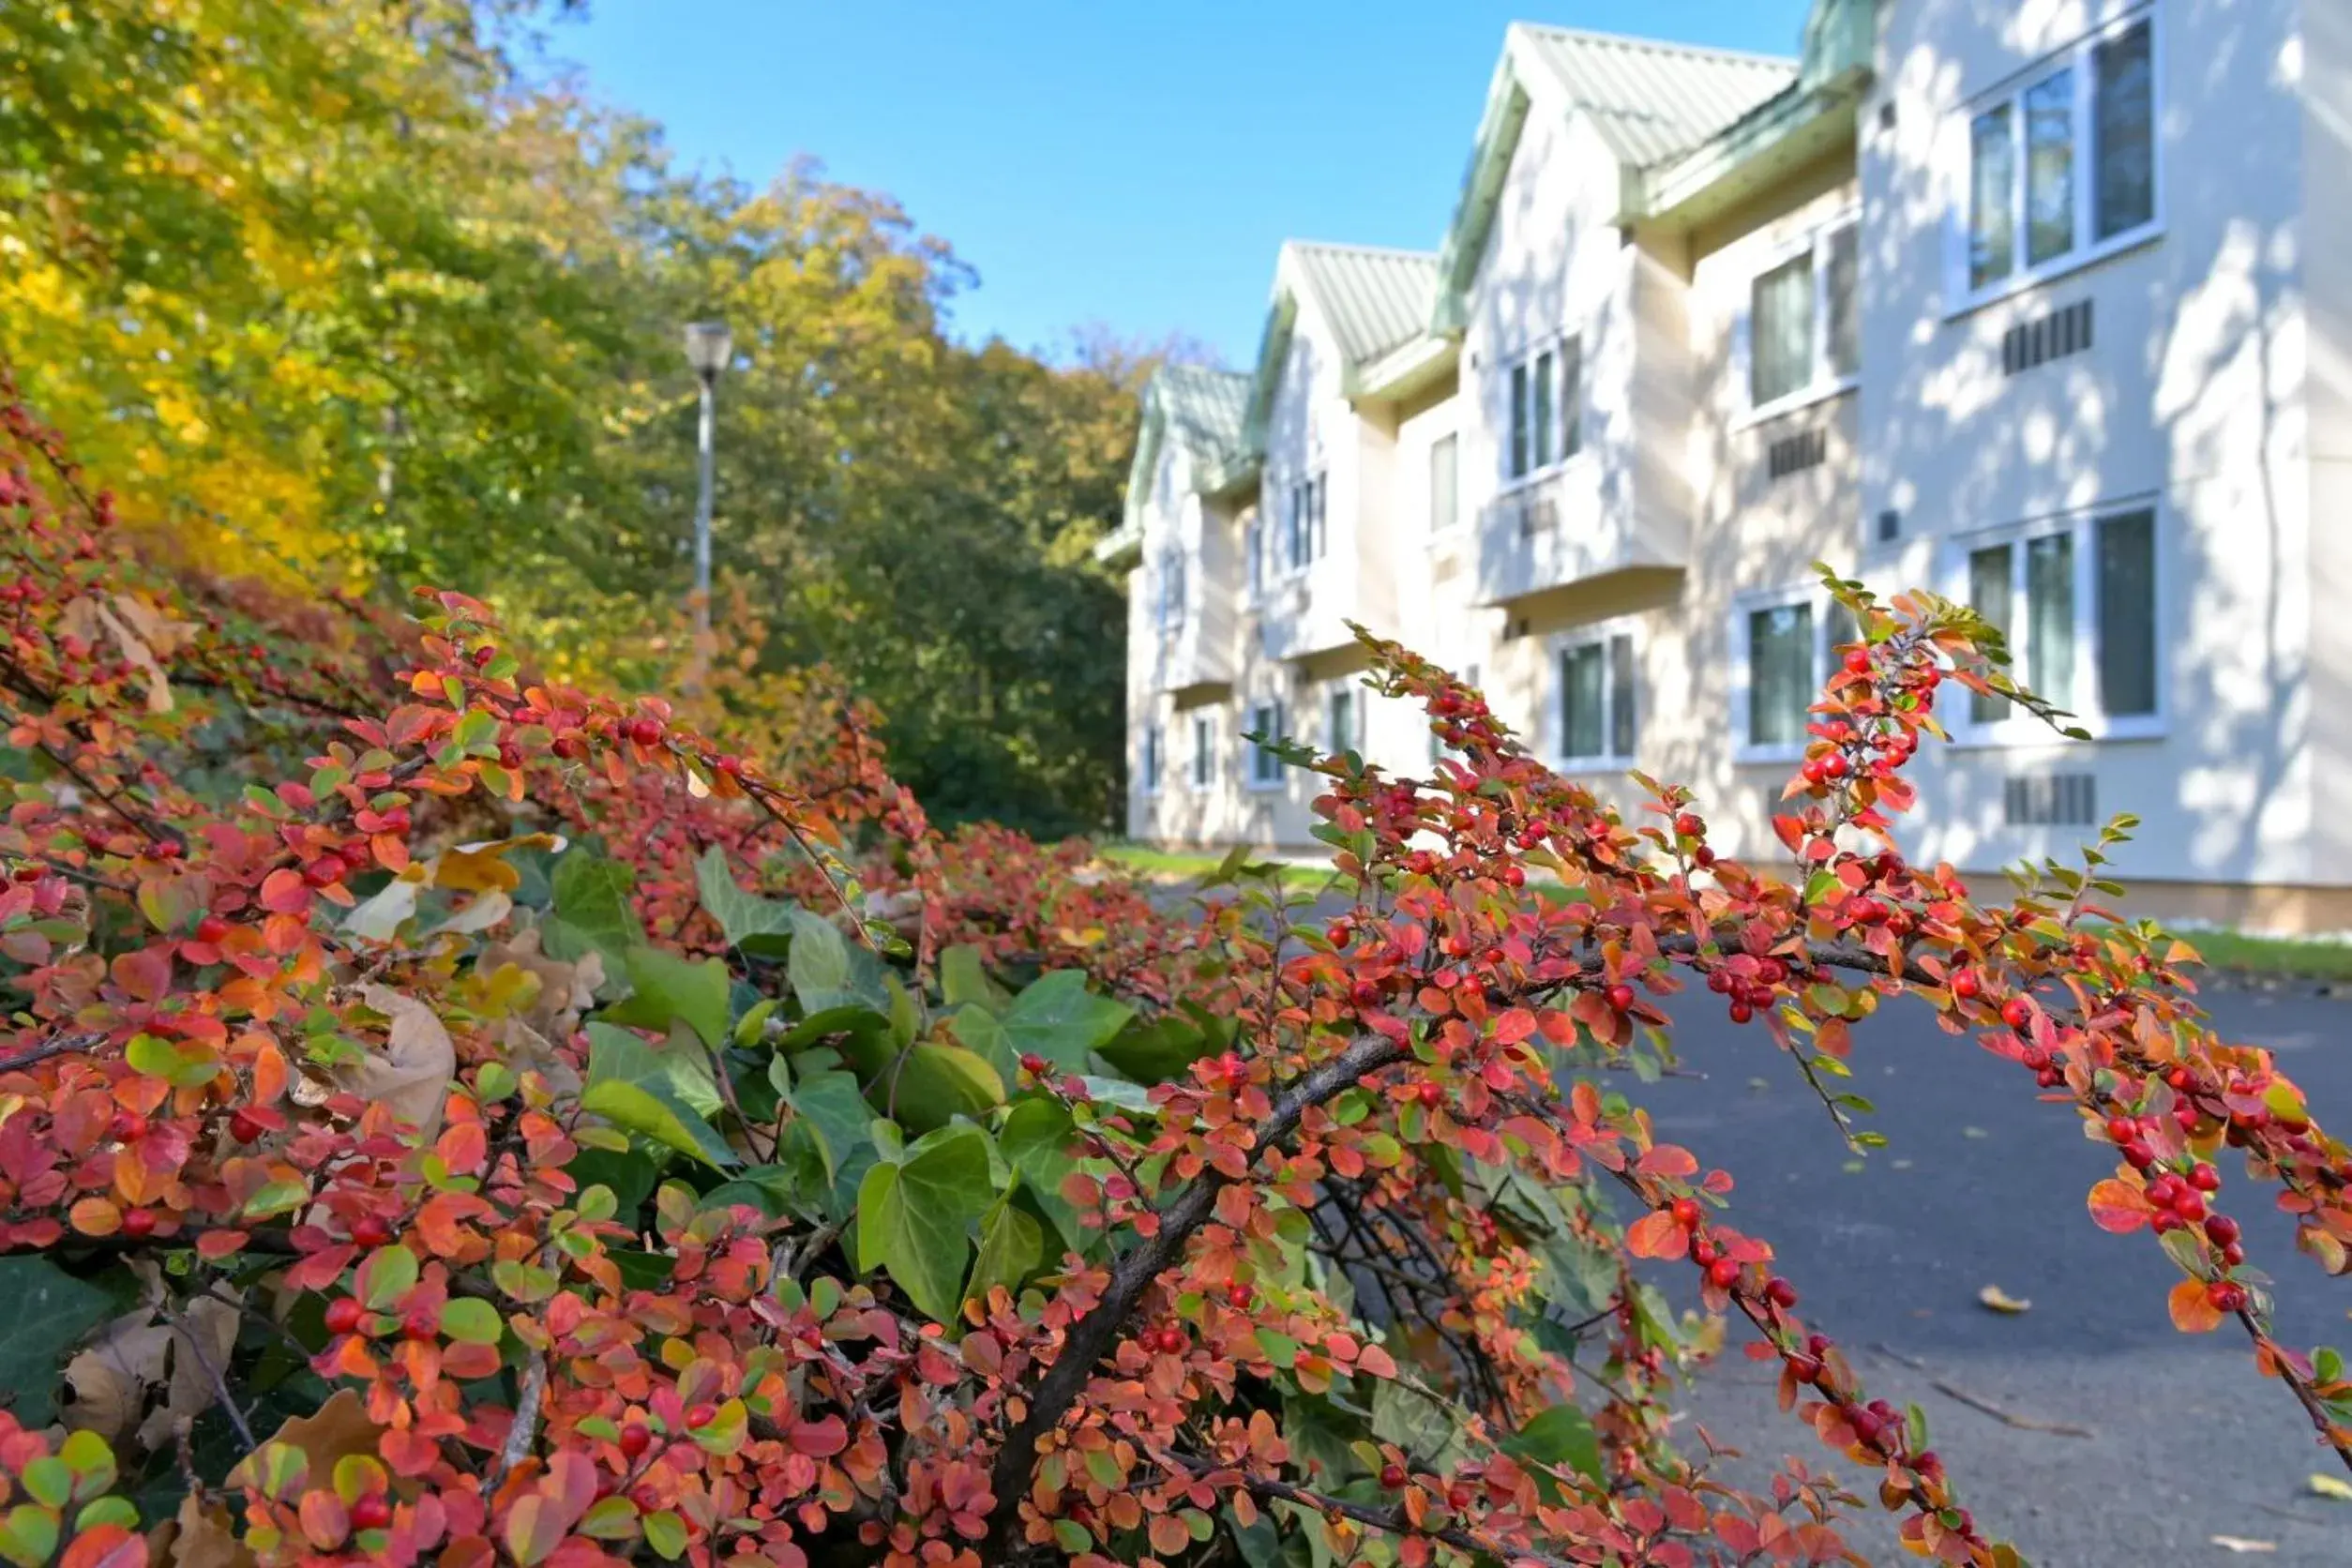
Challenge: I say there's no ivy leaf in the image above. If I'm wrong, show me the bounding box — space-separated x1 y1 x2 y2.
966 1195 1043 1306
1000 971 1133 1073
583 1023 733 1169
1500 1402 1605 1489
693 847 796 957
545 852 644 973
584 1022 722 1118
581 1081 736 1170
940 945 1004 1012
780 1064 882 1217
1093 1014 1210 1084
605 947 731 1049
787 910 889 1016
852 1123 994 1321
946 1004 1015 1081
869 1041 1004 1134
0 1259 123 1425
999 1098 1086 1249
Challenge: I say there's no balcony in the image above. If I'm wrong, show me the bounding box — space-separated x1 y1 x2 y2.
1147 610 1232 697
1474 463 1687 607
1252 568 1369 664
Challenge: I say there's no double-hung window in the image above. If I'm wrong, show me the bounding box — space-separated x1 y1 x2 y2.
1190 714 1215 789
1141 723 1163 794
1155 548 1185 630
1747 218 1860 414
1285 474 1325 571
1327 684 1355 758
1246 699 1288 787
1957 12 2157 303
1429 433 1458 534
1556 631 1636 766
1505 338 1580 482
1962 507 2159 736
1244 516 1263 600
1735 592 1863 759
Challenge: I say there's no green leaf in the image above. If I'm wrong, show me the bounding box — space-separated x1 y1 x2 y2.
947 1004 1016 1081
609 947 732 1050
787 909 889 1015
999 1098 1085 1249
564 1147 658 1221
855 1123 995 1321
1000 971 1134 1073
0 1259 117 1426
356 1244 419 1310
698 1166 811 1220
967 1198 1043 1305
782 1065 882 1216
438 1298 504 1345
1500 1402 1604 1487
693 847 797 957
1094 1014 1210 1084
643 1509 687 1560
940 945 1004 1011
585 1021 722 1119
871 1041 1005 1133
580 1079 737 1169
1373 1380 1470 1470
547 852 646 972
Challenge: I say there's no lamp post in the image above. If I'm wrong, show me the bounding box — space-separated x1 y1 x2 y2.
683 320 732 643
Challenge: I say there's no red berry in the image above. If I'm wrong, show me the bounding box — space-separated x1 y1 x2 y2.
1692 1238 1718 1267
620 1424 652 1459
1349 979 1382 1007
119 1208 157 1239
324 1297 367 1335
628 716 663 746
2205 1214 2240 1246
1843 646 1873 675
1707 1257 1741 1290
2208 1281 2248 1314
193 915 230 944
2122 1139 2154 1169
1765 1276 1799 1309
1728 1001 1753 1024
2172 1190 2207 1222
1380 1463 1408 1489
110 1110 148 1142
150 837 182 860
1159 1327 1186 1354
2001 997 2033 1032
1673 811 1703 837
2189 1164 2220 1192
1671 1199 1702 1229
302 855 343 888
1018 1053 1048 1077
1226 1283 1254 1308
2222 1243 2247 1268
228 1108 264 1143
1606 983 1635 1013
1693 845 1717 867
686 1402 717 1429
1326 921 1351 948
351 1215 393 1247
2105 1116 2136 1145
348 1495 392 1531
1416 1081 1442 1108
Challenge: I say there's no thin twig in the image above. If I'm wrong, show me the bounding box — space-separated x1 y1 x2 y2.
160 1300 254 1454
1866 1343 2093 1438
486 1345 549 1495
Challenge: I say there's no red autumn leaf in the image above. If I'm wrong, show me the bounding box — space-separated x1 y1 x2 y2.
2087 1179 2152 1234
2167 1278 2225 1334
1636 1144 1698 1179
1626 1210 1688 1260
259 867 314 914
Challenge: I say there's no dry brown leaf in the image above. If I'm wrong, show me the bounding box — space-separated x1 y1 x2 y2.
431 889 513 937
93 598 174 714
343 872 424 943
141 1296 238 1450
2210 1536 2277 1554
62 1307 172 1446
108 593 194 659
146 1492 256 1568
480 928 601 1040
435 832 567 895
353 985 458 1138
497 1017 582 1098
228 1389 383 1495
1976 1285 2031 1315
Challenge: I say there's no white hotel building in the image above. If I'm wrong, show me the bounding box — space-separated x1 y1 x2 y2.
1103 1 2352 930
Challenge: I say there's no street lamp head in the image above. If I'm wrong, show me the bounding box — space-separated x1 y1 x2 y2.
684 320 732 378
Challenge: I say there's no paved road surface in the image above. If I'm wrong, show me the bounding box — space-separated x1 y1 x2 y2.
1639 982 2352 1566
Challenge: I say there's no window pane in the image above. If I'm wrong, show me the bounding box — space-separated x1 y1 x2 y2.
1825 225 1860 379
1287 486 1304 569
1560 643 1605 759
2026 532 2075 709
1145 726 1161 790
1560 336 1583 457
1509 364 1530 478
1312 474 1326 559
2025 68 2075 264
1532 351 1556 469
1193 717 1213 785
1329 688 1352 755
2094 20 2155 239
1748 604 1814 746
1245 518 1261 595
2097 509 2158 716
1968 544 2013 723
1430 434 1457 532
1608 634 1636 757
1751 253 1815 405
1970 104 2017 289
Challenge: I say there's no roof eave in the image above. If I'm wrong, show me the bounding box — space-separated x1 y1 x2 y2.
1631 67 1868 229
1430 54 1533 339
1346 335 1460 405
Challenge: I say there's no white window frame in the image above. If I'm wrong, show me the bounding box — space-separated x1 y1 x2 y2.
1547 620 1639 771
1946 499 2166 747
1942 6 2163 317
1154 546 1186 631
1190 712 1216 789
1244 514 1264 604
1427 430 1460 535
1727 583 1862 765
1244 698 1288 791
1499 331 1586 494
1325 679 1359 761
1735 208 1862 429
1141 722 1164 796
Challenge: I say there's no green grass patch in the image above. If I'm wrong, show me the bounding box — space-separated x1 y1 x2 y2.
1095 843 1339 891
2170 928 2352 984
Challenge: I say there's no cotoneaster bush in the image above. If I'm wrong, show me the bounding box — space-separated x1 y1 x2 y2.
0 363 2347 1568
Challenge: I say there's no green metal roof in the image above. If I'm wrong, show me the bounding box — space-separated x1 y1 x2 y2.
1513 25 1799 169
1100 364 1255 565
1285 243 1441 369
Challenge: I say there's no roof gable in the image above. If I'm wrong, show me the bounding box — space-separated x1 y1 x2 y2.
1238 241 1441 452
1101 365 1253 563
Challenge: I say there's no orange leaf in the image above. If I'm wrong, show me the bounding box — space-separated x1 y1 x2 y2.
2168 1278 2224 1334
2087 1178 2151 1235
1636 1145 1698 1179
1626 1210 1688 1260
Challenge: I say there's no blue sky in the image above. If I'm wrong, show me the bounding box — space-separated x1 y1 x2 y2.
547 2 1814 367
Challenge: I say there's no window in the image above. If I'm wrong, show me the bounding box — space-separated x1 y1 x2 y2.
1191 715 1215 788
1504 340 1579 480
1957 13 2158 304
1327 685 1354 757
1155 549 1185 630
1557 632 1636 765
1429 433 1458 533
1737 594 1863 757
1961 507 2159 736
1747 219 1860 413
1142 724 1163 794
1284 474 1325 571
1244 516 1262 599
1247 700 1287 787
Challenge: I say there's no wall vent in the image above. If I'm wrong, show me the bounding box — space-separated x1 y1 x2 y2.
2001 299 2094 376
2005 773 2098 827
1876 508 1901 542
1877 100 1897 133
1767 428 1828 480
